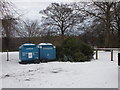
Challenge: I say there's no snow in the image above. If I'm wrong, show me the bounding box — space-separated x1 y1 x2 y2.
23 43 35 45
39 43 52 45
0 51 118 88
19 43 36 49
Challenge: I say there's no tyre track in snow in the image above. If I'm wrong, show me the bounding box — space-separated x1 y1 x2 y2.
1 66 44 79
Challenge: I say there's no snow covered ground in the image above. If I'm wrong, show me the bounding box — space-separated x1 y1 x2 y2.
0 51 118 88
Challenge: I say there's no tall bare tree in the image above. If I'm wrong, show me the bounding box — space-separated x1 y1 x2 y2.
75 2 120 47
0 0 19 61
18 19 41 42
112 2 120 47
40 3 84 37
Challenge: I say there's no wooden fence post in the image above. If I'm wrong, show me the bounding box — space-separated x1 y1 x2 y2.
111 50 113 61
96 49 98 59
7 50 9 61
118 51 120 65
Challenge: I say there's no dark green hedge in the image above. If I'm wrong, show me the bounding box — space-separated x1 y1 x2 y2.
57 37 94 62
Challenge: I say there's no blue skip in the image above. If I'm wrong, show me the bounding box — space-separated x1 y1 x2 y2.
19 43 56 64
19 43 39 64
38 43 56 62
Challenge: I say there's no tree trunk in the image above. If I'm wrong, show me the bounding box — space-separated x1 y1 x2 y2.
104 5 111 48
118 28 120 48
117 15 120 48
104 21 110 48
61 28 65 39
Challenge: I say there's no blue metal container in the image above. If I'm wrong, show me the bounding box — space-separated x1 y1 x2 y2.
38 43 56 61
19 43 39 62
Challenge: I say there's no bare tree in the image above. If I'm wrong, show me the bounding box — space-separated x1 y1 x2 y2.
18 19 41 42
112 2 120 47
40 3 84 37
75 2 120 47
0 0 19 61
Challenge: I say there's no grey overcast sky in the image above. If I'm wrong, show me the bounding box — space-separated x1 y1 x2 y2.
8 0 118 20
9 0 79 20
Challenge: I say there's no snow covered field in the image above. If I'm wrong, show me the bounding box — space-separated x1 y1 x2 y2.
0 51 118 88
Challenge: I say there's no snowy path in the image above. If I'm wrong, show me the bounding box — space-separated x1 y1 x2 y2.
0 51 118 88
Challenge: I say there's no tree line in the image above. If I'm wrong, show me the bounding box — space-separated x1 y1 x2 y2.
0 0 120 51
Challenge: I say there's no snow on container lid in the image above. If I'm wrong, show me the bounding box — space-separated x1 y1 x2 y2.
22 43 36 47
38 43 52 45
19 43 36 49
23 43 35 45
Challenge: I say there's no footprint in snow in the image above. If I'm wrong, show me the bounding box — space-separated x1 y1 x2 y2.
51 69 62 73
2 74 10 78
28 70 34 72
25 78 31 81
